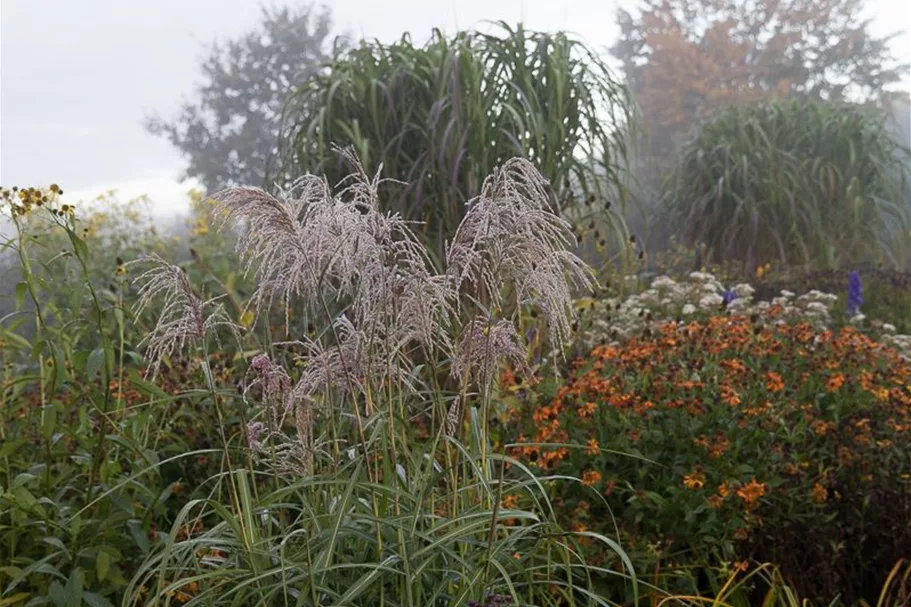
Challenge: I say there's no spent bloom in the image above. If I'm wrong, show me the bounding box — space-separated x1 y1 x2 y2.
131 254 239 377
447 158 593 348
451 316 528 392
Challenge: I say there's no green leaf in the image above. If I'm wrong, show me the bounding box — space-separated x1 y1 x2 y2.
70 233 89 263
85 348 105 379
0 593 29 607
48 581 67 607
96 550 111 582
41 404 57 441
15 282 27 310
64 568 84 607
83 593 114 607
11 486 37 511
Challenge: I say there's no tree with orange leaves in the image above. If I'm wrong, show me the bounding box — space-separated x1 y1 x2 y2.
612 0 908 166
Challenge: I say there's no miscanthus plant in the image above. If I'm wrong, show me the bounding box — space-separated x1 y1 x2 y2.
125 153 635 606
661 99 911 272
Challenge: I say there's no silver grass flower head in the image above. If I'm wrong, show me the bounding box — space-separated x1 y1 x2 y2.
246 420 265 451
290 314 419 403
130 254 239 377
208 177 329 330
209 147 441 339
247 353 294 427
446 158 593 348
352 258 454 358
445 396 462 438
451 316 528 391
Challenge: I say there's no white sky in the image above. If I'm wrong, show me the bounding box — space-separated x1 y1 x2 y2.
1 0 909 216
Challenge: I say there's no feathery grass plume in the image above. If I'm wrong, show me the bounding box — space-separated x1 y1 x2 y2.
447 158 593 348
451 316 527 391
210 148 453 345
245 353 316 475
208 177 329 330
247 353 293 428
445 396 462 437
130 254 239 377
336 148 455 354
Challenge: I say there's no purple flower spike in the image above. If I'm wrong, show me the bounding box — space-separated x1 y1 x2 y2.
847 270 863 316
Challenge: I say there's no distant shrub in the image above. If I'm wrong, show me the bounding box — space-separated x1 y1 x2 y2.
661 99 911 271
753 265 911 334
512 314 911 602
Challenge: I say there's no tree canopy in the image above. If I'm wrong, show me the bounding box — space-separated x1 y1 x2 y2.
612 0 909 163
145 3 341 192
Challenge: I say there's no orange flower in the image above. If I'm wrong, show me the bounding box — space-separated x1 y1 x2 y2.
721 386 742 406
502 494 519 509
707 494 724 509
585 437 600 455
811 482 828 503
765 371 785 392
826 373 845 392
812 420 834 436
717 481 731 498
581 469 602 487
683 470 705 489
736 478 766 509
578 401 597 418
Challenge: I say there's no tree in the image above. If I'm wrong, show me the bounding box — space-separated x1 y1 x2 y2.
280 23 635 257
612 0 909 165
145 3 340 192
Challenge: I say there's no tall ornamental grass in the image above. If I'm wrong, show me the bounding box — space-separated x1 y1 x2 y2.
661 99 911 272
279 23 635 259
122 153 636 605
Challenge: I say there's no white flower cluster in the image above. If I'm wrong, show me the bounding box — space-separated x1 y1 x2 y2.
581 272 911 360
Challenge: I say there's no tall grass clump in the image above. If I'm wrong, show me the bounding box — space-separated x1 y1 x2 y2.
661 99 911 272
122 152 636 605
280 22 635 260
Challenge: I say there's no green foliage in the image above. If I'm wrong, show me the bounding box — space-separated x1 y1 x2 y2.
512 313 911 603
661 99 911 271
280 22 634 257
1 161 638 606
126 419 631 606
753 265 911 334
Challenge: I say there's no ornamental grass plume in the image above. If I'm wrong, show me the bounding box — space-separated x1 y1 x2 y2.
447 158 593 349
131 254 239 377
205 152 593 463
246 353 315 475
451 316 528 391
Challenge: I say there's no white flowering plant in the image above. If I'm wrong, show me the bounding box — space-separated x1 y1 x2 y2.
577 271 911 359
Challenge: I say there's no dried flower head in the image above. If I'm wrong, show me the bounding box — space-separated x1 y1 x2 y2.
446 158 593 348
451 316 528 391
131 254 239 377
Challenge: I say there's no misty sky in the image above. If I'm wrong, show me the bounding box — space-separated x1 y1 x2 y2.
1 0 910 214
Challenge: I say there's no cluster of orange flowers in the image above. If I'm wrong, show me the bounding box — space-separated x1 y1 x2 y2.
513 314 911 518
